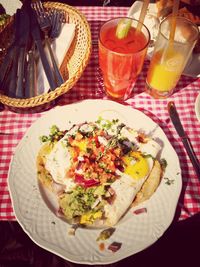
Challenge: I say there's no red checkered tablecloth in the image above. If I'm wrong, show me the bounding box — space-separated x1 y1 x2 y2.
0 6 200 221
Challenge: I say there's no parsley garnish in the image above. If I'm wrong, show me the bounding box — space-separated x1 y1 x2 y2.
39 125 65 143
164 177 174 185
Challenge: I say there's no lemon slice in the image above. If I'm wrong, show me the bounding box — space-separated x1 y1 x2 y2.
116 18 132 39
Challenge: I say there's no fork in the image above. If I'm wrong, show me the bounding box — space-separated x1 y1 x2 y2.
31 1 64 87
49 9 67 39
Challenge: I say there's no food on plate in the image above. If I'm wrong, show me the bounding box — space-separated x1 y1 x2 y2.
96 227 116 241
108 242 122 252
36 117 164 227
132 160 162 206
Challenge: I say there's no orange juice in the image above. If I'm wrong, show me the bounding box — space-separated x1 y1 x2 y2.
146 48 184 92
145 16 199 98
99 18 150 100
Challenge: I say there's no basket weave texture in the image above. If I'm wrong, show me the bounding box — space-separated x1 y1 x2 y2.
0 2 92 109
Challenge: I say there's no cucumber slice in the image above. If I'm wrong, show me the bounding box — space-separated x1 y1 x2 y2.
116 18 132 39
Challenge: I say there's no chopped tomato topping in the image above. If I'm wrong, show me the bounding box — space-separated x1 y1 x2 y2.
66 126 124 185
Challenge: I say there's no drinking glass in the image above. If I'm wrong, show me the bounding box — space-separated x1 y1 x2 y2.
146 16 199 98
98 17 150 100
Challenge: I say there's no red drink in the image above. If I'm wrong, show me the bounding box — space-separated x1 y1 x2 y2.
99 18 150 100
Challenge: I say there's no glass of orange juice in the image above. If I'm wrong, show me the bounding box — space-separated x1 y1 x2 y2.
146 16 199 98
98 17 150 100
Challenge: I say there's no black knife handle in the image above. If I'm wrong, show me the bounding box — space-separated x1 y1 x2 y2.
7 48 19 98
0 48 15 88
29 51 37 97
182 137 200 179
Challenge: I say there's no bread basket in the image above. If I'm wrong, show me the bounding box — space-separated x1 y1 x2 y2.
0 2 91 111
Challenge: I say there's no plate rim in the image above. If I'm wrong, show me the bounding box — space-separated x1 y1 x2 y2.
8 99 182 265
195 92 200 122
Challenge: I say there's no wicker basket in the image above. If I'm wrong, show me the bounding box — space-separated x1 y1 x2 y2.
0 2 91 110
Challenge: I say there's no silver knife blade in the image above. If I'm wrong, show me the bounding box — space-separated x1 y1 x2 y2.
168 101 200 179
25 46 37 98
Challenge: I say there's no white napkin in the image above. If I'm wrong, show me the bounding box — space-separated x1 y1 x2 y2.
127 1 159 41
36 23 76 95
0 0 22 15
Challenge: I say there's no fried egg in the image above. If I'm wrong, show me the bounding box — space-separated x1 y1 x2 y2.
45 138 75 191
40 121 162 227
44 123 93 190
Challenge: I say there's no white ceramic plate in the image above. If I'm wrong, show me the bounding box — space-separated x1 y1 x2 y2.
8 100 182 265
195 92 200 122
128 1 200 78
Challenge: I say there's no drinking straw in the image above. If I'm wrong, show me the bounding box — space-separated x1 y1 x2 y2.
136 0 150 32
169 0 180 44
116 0 150 39
161 0 180 63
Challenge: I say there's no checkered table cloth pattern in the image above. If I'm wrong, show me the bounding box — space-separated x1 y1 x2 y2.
0 6 200 221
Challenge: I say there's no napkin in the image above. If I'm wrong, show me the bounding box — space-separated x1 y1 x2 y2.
36 22 76 95
127 1 160 44
0 0 22 15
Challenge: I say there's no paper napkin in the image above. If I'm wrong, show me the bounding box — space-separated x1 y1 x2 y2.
0 0 22 15
36 22 76 95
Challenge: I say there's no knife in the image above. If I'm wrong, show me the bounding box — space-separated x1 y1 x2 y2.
15 6 31 98
0 9 21 96
7 47 20 97
168 101 200 179
46 39 64 87
28 5 57 91
25 44 37 98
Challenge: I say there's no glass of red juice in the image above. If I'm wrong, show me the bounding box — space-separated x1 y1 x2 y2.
99 17 150 100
